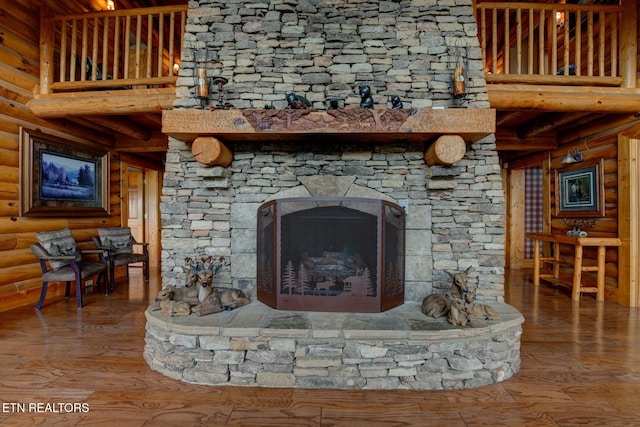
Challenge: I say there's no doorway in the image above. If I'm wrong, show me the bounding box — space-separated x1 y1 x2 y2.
121 162 161 270
506 166 545 269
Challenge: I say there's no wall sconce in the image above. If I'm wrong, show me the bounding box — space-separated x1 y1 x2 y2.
452 44 467 99
561 147 583 164
195 67 209 107
453 66 465 99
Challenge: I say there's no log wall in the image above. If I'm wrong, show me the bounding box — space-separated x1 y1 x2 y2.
547 123 622 301
0 2 126 311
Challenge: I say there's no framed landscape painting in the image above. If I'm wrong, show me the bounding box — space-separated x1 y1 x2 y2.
554 158 605 218
20 128 109 217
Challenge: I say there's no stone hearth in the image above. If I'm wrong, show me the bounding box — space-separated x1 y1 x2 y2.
145 302 523 390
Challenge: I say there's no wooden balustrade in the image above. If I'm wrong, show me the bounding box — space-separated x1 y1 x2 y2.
39 6 187 94
477 2 628 87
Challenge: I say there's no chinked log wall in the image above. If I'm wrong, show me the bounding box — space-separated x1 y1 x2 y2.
0 2 125 312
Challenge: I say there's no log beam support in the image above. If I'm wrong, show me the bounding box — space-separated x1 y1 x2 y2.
488 85 640 113
424 135 466 166
191 136 233 166
27 88 176 117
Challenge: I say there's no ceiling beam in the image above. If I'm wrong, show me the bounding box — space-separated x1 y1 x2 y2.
115 132 168 152
515 113 590 139
495 127 556 151
84 115 152 140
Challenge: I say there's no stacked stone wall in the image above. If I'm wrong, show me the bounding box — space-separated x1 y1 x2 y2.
176 0 488 110
162 136 505 303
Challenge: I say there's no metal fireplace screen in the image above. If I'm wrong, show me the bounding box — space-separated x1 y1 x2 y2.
257 197 405 312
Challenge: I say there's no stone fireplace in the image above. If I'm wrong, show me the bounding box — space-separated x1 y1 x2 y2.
144 0 524 390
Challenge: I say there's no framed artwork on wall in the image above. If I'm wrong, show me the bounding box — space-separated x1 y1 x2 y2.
20 128 110 217
554 158 605 218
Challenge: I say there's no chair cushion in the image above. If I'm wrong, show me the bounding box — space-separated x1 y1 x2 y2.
35 228 82 270
42 262 105 282
98 227 134 255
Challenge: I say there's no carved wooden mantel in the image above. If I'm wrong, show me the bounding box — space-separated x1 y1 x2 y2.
162 108 496 166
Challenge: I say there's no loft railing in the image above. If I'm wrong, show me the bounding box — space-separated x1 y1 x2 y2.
477 2 628 87
39 6 187 94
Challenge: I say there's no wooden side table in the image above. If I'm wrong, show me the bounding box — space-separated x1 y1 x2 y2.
526 232 621 301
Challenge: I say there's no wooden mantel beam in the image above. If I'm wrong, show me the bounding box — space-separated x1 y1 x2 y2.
162 108 496 144
27 88 176 117
488 85 640 113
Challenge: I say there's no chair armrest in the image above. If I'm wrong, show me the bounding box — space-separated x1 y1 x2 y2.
81 248 109 255
44 254 78 260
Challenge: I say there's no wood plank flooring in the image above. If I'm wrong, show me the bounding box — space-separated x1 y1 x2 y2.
0 268 639 426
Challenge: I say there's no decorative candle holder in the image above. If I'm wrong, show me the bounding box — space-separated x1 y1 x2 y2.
561 218 598 237
213 76 229 109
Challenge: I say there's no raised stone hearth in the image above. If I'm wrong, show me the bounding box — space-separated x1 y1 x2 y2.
145 302 523 390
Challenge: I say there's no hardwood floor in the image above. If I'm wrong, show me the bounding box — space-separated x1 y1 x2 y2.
1 268 639 426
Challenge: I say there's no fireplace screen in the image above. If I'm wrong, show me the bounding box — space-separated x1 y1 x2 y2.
257 197 405 312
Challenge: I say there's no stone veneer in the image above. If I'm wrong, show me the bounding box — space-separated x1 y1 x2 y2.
150 0 518 390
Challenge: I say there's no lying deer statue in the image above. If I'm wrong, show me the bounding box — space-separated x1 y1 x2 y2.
421 267 471 318
421 267 500 325
461 287 500 321
151 256 249 317
191 256 250 316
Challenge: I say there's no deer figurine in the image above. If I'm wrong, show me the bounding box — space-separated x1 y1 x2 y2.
421 267 471 318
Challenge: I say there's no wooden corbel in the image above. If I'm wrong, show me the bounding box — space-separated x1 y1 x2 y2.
191 136 233 166
424 135 466 166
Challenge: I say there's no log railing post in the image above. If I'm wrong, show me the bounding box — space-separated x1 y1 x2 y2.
620 0 637 88
39 8 56 95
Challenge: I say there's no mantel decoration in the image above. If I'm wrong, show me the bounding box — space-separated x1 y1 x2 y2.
554 158 605 218
19 128 109 217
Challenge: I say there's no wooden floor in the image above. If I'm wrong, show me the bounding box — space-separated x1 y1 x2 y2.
1 268 640 426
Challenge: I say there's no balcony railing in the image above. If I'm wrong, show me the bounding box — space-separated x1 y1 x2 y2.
39 5 187 94
477 2 627 87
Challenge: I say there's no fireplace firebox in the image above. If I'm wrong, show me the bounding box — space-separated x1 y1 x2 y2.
257 197 405 313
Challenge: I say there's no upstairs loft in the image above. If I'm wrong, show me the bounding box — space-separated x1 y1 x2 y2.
25 1 639 159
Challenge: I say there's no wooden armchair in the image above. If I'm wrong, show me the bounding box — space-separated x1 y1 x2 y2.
92 227 149 290
31 228 108 310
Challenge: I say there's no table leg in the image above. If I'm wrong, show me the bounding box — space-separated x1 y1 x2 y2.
597 246 606 301
572 245 583 300
533 239 540 286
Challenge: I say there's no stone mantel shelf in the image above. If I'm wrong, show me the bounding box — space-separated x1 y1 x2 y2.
162 108 496 144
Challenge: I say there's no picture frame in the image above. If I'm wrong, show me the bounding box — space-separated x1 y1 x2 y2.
554 158 605 218
20 128 110 217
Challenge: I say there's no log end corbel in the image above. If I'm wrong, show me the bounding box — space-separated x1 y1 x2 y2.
191 136 233 166
424 134 466 166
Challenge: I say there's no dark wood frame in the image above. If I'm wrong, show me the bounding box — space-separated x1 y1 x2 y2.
554 158 605 218
20 128 109 217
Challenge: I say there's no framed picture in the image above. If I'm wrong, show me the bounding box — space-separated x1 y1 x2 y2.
554 158 605 218
20 128 110 217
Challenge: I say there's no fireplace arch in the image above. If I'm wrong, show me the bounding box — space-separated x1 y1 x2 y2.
257 197 405 312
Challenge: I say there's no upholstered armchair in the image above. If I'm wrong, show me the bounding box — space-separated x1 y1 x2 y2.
31 228 108 310
92 227 149 290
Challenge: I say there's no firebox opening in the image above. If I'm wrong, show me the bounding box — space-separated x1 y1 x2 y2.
257 197 405 313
